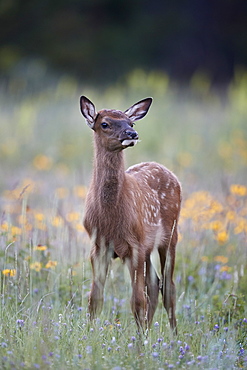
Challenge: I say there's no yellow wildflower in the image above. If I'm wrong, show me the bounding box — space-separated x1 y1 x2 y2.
52 216 63 227
2 269 16 277
215 230 229 244
1 222 9 232
30 262 42 272
66 212 80 222
11 226 22 236
226 211 236 221
75 223 85 232
230 184 247 197
73 185 87 198
201 256 209 262
45 260 57 269
34 245 47 251
210 201 223 213
33 154 53 171
220 265 231 272
214 256 229 264
34 213 45 222
209 220 224 231
234 218 247 234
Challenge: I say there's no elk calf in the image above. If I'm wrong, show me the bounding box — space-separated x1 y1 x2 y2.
80 96 181 332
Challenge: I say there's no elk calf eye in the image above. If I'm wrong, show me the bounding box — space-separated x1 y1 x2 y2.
101 122 109 129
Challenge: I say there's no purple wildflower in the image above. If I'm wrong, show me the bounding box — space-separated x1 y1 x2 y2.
16 319 24 327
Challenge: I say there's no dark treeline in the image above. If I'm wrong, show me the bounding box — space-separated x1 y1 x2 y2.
1 0 247 85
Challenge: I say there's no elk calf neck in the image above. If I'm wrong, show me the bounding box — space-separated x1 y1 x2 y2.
80 96 181 333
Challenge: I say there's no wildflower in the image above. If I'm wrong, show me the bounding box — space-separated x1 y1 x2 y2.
226 211 236 221
11 226 22 236
45 260 57 269
230 184 247 196
154 321 159 327
51 216 63 227
2 269 16 277
215 230 229 244
73 185 87 198
34 245 47 251
201 256 209 262
30 262 42 272
208 220 223 231
34 213 45 222
86 346 92 354
66 212 80 222
75 223 85 232
1 222 9 232
214 256 229 264
234 218 247 234
16 319 25 327
220 265 231 272
152 352 159 358
33 154 53 171
219 271 232 280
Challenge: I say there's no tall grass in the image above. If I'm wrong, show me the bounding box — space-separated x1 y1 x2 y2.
0 67 247 368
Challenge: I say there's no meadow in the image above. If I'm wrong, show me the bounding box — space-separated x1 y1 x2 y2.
0 66 247 369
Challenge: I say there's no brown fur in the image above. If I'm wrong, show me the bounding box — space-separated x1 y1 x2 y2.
80 96 181 332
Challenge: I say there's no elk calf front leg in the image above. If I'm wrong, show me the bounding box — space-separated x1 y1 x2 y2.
88 246 111 319
126 255 146 330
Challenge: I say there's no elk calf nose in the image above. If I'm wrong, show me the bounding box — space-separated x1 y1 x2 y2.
125 130 138 140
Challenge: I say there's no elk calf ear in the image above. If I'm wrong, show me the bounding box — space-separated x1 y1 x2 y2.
124 97 152 122
80 96 97 130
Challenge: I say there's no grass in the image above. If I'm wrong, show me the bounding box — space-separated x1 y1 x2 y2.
0 66 247 368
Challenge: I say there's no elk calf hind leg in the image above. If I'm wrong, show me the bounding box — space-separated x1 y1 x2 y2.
145 259 160 327
162 250 177 333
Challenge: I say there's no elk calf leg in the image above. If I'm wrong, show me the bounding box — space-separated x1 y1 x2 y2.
162 251 177 333
128 256 160 331
145 259 160 326
88 249 110 319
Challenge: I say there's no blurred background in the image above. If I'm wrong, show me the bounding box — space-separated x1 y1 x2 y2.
1 0 247 84
0 0 247 199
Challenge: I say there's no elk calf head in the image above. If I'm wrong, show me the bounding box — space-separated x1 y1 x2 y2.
80 96 152 152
